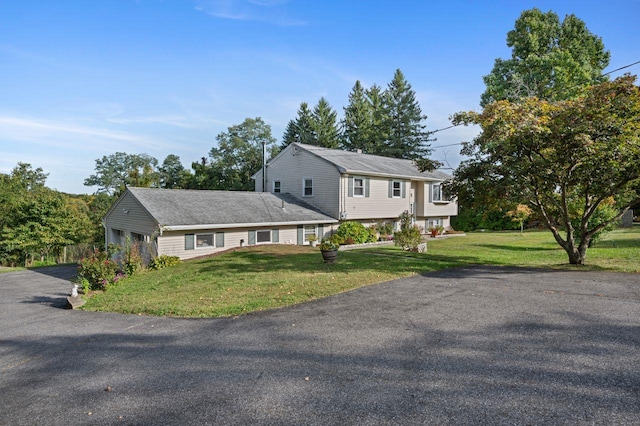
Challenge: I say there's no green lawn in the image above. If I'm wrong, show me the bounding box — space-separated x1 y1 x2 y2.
81 226 640 318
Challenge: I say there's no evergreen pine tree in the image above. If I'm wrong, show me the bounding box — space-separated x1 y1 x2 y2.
280 102 316 149
311 97 340 148
366 84 389 157
382 69 432 160
342 80 373 153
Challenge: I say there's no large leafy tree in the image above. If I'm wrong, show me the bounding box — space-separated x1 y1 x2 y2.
84 152 159 195
158 154 187 189
452 75 640 265
451 8 612 232
0 163 94 266
205 117 279 191
9 162 48 190
79 192 115 245
481 8 610 106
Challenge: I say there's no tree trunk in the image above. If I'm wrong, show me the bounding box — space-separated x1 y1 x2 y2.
564 239 589 265
558 233 589 265
566 249 586 265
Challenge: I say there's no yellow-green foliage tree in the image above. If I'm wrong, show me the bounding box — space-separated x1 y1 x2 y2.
452 76 640 265
506 204 533 234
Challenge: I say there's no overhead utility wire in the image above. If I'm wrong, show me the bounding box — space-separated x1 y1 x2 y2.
428 58 640 148
602 59 640 76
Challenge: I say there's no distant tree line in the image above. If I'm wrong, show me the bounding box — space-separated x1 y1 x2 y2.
0 163 110 266
83 68 439 196
0 68 441 267
282 69 439 168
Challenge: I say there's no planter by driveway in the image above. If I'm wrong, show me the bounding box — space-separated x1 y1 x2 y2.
1 265 639 425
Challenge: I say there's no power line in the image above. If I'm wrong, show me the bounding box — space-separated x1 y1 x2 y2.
427 59 640 146
603 60 640 76
429 124 457 134
431 142 463 149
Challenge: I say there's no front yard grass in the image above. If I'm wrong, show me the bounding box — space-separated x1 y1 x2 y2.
81 227 640 318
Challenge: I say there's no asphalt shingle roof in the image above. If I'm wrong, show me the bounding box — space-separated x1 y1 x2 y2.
126 187 337 228
293 143 451 181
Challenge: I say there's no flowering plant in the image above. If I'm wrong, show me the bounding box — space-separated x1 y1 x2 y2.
76 248 122 291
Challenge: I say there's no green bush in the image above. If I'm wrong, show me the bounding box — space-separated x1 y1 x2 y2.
366 226 378 242
335 221 377 244
394 211 424 251
150 255 181 270
375 221 394 240
76 248 123 291
453 207 520 231
394 226 423 251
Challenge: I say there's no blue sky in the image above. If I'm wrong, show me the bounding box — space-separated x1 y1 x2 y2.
1 0 639 194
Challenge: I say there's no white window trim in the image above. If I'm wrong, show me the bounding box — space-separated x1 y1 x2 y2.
392 180 402 198
353 177 365 197
303 225 316 245
427 218 443 229
195 233 215 249
256 230 272 243
303 178 313 197
431 183 448 203
273 180 281 193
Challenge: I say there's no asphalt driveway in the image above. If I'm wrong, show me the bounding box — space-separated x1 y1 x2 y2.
1 265 639 425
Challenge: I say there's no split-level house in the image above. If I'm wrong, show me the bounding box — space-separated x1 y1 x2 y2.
103 187 337 260
252 143 458 238
103 144 457 260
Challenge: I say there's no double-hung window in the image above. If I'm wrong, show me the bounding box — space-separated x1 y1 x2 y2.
392 181 402 198
304 225 316 243
353 178 364 197
349 176 369 197
273 180 281 193
388 179 405 198
303 178 313 197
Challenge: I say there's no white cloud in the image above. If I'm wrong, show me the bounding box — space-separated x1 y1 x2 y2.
107 114 200 128
194 0 306 26
0 116 143 146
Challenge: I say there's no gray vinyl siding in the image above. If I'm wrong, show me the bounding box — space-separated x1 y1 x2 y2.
341 176 413 220
103 191 158 246
419 181 458 218
158 226 301 260
262 148 341 218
